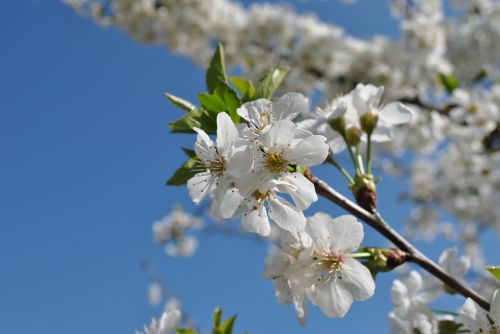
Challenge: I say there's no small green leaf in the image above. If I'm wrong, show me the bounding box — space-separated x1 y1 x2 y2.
219 315 237 334
176 329 198 334
165 93 196 112
166 156 200 186
213 307 222 328
487 266 500 281
169 108 217 134
215 85 241 122
198 93 227 114
255 65 289 99
182 148 196 158
206 43 228 93
437 73 460 93
198 85 241 123
229 76 255 101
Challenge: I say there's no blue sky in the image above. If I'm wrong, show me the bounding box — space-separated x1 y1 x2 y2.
0 1 498 333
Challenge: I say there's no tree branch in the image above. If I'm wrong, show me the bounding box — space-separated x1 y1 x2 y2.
304 170 491 311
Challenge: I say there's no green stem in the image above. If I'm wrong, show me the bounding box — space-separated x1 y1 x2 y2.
345 141 361 175
355 145 365 175
328 156 355 184
351 252 372 259
366 132 372 175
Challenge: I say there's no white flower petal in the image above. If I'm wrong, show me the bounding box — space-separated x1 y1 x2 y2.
403 271 423 298
263 251 293 279
306 213 363 253
225 144 254 178
214 185 244 219
158 309 182 334
193 128 216 162
242 207 271 236
352 83 384 115
370 125 392 142
236 98 270 128
328 135 347 154
391 279 409 307
187 172 215 204
491 289 500 325
268 196 306 234
388 311 410 334
310 280 354 318
260 119 297 151
216 112 238 154
293 294 308 326
285 254 319 288
286 135 329 167
459 298 489 333
340 258 375 301
272 92 308 122
380 102 413 125
278 173 317 210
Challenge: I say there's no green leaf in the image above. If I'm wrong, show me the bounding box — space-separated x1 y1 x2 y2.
198 93 227 114
169 108 217 134
229 76 255 101
166 156 200 186
215 85 241 122
206 43 228 93
487 266 500 281
437 73 460 93
213 307 222 329
198 85 241 123
254 65 289 99
182 148 196 158
219 315 237 334
165 93 196 112
176 329 198 334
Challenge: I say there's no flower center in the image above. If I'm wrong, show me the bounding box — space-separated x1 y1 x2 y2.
264 151 288 174
313 251 347 284
207 155 226 177
250 189 271 209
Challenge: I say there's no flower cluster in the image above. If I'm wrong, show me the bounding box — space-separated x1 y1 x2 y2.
152 208 203 257
302 83 413 154
388 248 472 333
264 213 375 324
187 94 329 236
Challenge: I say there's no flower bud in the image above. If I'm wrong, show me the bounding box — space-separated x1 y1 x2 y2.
345 126 362 147
360 111 379 134
328 117 346 135
351 174 377 212
358 247 408 278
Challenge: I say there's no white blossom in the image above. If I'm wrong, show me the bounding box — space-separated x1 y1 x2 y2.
227 118 328 236
187 112 251 220
152 208 202 257
237 93 308 135
459 289 500 334
148 283 163 306
285 213 375 318
388 271 439 334
138 309 182 334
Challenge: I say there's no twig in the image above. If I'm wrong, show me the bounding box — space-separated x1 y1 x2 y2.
304 171 491 311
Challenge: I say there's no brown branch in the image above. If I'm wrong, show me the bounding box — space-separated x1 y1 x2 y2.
399 96 457 115
304 171 491 311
